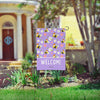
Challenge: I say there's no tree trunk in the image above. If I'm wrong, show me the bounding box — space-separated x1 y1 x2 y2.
97 42 100 71
85 43 95 73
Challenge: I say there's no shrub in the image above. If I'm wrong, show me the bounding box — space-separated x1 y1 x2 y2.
91 67 100 79
72 63 86 75
7 70 20 86
28 69 40 87
7 69 27 86
47 71 62 85
24 53 35 64
22 60 31 70
22 53 35 70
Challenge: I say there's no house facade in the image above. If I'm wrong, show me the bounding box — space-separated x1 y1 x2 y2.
0 0 39 61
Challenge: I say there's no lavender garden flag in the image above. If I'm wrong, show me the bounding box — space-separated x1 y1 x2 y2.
36 28 66 70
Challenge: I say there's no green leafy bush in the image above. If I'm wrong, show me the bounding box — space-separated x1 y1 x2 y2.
22 60 31 70
91 67 100 79
72 63 86 75
47 71 62 85
66 60 73 76
61 75 69 83
7 70 20 86
7 69 27 86
24 53 35 64
22 53 35 70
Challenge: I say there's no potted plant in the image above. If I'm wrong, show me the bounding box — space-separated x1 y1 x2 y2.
67 34 75 46
67 40 75 46
24 53 35 64
80 41 84 46
22 53 35 72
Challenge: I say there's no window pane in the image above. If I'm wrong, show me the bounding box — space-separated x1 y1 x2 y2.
3 22 13 27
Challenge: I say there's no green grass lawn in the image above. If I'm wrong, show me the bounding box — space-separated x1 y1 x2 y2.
0 82 100 100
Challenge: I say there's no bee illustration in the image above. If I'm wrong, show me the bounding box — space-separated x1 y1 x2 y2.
53 33 57 38
45 28 48 32
53 43 58 49
61 50 65 54
53 54 56 58
61 39 65 43
36 33 41 38
36 43 41 49
45 50 49 54
61 28 65 32
45 39 49 43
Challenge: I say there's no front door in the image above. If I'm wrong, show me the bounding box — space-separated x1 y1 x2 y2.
2 29 14 60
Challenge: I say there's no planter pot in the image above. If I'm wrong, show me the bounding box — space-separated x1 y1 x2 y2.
80 41 84 46
68 44 74 46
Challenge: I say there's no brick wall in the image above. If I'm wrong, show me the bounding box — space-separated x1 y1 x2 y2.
66 41 99 65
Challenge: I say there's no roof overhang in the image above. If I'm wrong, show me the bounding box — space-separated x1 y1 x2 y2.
0 0 39 5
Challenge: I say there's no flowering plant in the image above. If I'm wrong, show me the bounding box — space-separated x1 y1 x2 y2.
18 0 71 24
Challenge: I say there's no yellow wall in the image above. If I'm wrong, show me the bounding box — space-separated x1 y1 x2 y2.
61 8 83 43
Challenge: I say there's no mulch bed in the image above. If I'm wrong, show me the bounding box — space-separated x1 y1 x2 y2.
0 72 100 89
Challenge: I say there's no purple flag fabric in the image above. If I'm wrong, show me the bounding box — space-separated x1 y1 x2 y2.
36 28 66 70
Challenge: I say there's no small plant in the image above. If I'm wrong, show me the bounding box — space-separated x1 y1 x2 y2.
22 60 31 70
7 69 28 87
66 34 75 46
29 69 40 87
50 70 61 84
72 63 86 75
61 75 69 83
66 56 73 76
7 70 20 86
47 78 54 85
24 53 35 64
19 70 27 86
91 67 100 79
80 41 84 46
22 53 35 70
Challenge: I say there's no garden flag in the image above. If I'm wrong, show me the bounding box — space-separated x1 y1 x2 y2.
36 28 66 70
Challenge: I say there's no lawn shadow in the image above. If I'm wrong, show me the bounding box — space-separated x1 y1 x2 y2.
79 80 100 90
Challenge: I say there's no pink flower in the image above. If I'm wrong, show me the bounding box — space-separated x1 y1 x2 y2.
60 44 63 47
51 52 53 54
60 55 64 57
44 55 47 58
32 20 35 23
44 33 47 36
52 2 55 4
34 9 38 13
30 14 35 18
48 11 51 15
44 44 47 47
60 33 63 36
36 4 40 9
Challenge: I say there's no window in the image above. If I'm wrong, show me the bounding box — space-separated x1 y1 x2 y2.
3 22 13 28
45 17 60 28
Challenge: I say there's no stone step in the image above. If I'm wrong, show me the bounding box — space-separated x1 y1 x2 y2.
0 69 15 75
